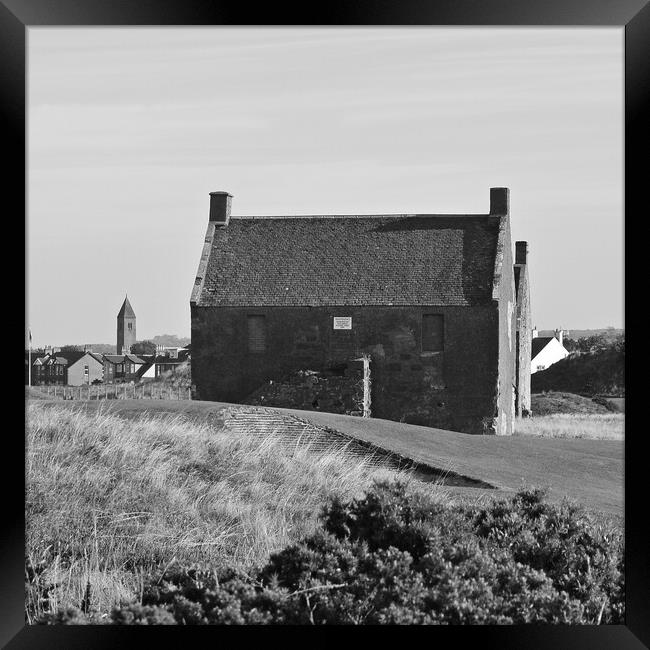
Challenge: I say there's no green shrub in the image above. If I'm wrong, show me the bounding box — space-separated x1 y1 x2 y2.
100 481 623 625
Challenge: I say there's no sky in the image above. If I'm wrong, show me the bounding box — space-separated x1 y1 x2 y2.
27 27 624 348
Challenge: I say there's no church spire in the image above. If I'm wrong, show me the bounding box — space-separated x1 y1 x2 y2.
117 294 136 354
117 295 136 319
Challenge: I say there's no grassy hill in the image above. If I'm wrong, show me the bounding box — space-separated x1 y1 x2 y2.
42 397 624 516
531 392 616 415
25 401 404 621
531 344 624 397
136 361 191 389
26 400 624 625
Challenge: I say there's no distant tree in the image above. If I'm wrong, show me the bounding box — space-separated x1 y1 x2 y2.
613 332 625 354
132 340 157 355
60 345 83 352
563 333 623 355
562 337 578 353
569 334 608 353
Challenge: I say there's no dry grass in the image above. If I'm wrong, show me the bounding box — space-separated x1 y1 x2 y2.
514 413 624 440
25 402 416 621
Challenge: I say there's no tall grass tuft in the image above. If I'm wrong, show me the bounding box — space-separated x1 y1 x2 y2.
25 402 411 621
514 413 624 440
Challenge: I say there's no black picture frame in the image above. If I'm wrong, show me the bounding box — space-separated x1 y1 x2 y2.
7 1 644 647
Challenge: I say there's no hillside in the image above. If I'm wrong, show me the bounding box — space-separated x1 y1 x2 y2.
45 398 624 515
537 327 622 341
531 392 617 415
26 400 623 625
45 335 190 356
25 401 404 621
531 344 624 397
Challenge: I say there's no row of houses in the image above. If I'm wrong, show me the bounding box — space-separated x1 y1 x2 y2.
25 347 190 386
27 297 190 386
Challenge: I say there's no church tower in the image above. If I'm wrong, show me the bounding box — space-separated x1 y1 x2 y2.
117 295 136 355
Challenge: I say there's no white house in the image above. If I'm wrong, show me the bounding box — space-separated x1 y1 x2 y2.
531 328 570 374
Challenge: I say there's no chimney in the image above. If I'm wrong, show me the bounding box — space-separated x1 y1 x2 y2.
209 191 233 226
490 187 510 216
554 328 563 345
532 327 538 339
515 241 528 265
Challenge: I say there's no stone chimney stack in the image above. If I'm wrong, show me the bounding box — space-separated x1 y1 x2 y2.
532 326 538 339
489 187 510 216
515 241 528 265
209 191 232 226
555 328 564 345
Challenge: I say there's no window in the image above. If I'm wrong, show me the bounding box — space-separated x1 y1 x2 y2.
247 315 267 353
127 323 133 331
422 314 444 352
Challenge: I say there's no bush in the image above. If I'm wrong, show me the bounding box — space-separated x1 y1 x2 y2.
102 481 623 625
591 396 620 413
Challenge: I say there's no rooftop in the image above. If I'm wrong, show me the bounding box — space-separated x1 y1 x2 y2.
196 213 503 308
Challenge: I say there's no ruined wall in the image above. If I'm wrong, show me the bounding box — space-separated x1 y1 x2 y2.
493 218 517 436
245 367 364 415
514 259 532 416
191 304 501 434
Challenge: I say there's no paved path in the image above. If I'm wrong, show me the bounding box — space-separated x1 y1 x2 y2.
276 407 623 515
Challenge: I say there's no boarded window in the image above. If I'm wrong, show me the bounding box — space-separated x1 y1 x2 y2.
247 315 267 353
422 314 444 352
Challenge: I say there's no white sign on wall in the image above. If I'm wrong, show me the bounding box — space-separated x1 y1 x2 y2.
333 316 352 330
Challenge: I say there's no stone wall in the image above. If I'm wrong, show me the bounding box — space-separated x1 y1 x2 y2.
245 367 364 415
514 243 532 417
191 304 502 434
493 217 517 436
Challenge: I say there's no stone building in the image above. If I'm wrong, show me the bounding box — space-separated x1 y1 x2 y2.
117 295 136 355
190 188 531 435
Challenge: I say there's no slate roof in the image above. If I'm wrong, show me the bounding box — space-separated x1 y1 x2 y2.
104 354 144 364
531 337 554 359
55 351 89 366
197 215 501 307
104 355 125 364
117 296 136 318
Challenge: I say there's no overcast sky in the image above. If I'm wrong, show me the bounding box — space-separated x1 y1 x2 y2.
27 27 623 348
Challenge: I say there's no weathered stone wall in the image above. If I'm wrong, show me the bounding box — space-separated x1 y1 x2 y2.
494 218 517 436
245 367 364 415
191 304 501 434
514 256 532 417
